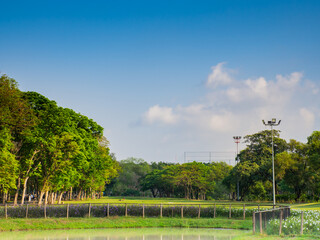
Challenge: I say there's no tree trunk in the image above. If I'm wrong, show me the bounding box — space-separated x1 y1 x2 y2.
38 191 45 205
54 192 57 203
69 187 72 200
47 192 52 204
44 190 49 205
76 189 81 201
51 192 54 204
14 177 21 206
58 192 64 204
20 177 29 206
2 192 6 204
92 190 95 199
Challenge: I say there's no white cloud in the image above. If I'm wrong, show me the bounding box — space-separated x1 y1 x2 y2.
206 62 233 88
276 72 302 88
144 105 178 124
300 108 315 129
208 111 235 132
245 77 268 99
142 63 320 154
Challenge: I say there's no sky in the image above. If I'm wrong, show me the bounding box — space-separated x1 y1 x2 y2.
1 0 320 163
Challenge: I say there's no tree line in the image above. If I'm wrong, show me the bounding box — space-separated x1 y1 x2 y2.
106 158 232 200
0 75 119 205
107 132 320 202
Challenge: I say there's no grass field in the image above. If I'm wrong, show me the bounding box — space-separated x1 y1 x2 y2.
61 196 320 210
63 196 274 207
0 217 252 231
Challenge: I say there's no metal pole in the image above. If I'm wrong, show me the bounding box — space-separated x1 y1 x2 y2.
233 136 241 201
272 125 276 207
237 152 240 201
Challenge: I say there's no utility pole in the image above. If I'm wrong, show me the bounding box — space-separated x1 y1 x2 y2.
233 136 241 201
262 118 281 207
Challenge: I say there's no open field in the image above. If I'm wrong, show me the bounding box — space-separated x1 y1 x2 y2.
0 217 251 231
62 196 276 207
60 196 320 210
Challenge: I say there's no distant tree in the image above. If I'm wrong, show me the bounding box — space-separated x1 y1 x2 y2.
111 158 151 196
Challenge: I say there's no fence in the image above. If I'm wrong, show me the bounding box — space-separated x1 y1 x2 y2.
253 206 291 235
0 203 275 219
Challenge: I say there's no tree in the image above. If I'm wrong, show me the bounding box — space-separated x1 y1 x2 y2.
0 128 18 203
111 158 151 196
225 130 288 200
0 75 36 205
282 139 309 200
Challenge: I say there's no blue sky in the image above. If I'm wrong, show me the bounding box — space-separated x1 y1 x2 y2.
1 0 320 163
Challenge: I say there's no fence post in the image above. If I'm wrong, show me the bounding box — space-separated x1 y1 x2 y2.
214 204 216 218
5 204 7 219
125 203 127 217
88 203 91 218
198 204 201 218
279 209 283 235
259 212 262 234
252 212 255 234
300 211 304 235
26 204 29 219
160 204 162 218
243 204 246 220
67 204 69 219
142 204 145 218
181 206 183 218
229 204 231 218
44 204 47 219
107 203 109 217
258 204 260 211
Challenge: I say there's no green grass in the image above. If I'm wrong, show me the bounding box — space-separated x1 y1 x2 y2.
0 217 252 232
62 196 275 207
291 202 320 210
234 234 320 240
61 196 320 211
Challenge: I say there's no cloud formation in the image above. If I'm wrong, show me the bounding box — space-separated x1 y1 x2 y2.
143 63 319 142
144 105 178 125
206 62 233 88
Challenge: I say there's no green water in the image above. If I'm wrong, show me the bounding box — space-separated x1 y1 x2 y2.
0 228 249 240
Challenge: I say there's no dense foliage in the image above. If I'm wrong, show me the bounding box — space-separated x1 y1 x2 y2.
224 130 320 202
0 75 119 205
107 158 231 199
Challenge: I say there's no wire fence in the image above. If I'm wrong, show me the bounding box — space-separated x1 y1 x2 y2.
253 206 291 235
0 202 276 219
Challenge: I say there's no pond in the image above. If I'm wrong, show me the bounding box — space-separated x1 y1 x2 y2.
0 228 249 240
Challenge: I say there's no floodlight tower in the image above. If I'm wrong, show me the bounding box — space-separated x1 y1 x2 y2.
233 136 241 201
262 118 281 207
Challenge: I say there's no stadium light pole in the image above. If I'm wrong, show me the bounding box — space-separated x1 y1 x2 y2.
262 118 281 207
233 136 241 201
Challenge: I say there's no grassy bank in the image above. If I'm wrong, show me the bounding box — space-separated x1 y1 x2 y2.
235 234 320 240
0 217 252 232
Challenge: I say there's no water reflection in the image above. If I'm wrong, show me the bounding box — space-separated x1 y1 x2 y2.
0 228 248 240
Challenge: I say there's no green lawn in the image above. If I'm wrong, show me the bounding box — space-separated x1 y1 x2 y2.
62 196 275 207
0 217 252 232
61 196 320 210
